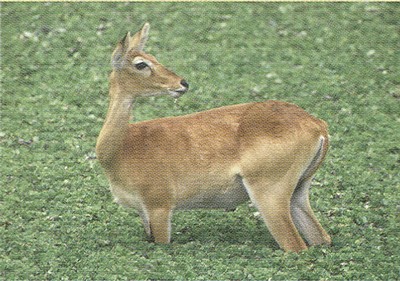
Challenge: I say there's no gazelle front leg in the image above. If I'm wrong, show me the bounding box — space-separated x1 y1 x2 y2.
147 207 173 243
242 178 307 252
138 209 151 239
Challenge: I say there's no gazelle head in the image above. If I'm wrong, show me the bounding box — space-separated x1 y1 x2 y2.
110 23 189 98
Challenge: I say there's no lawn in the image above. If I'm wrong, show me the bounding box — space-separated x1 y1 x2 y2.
1 2 399 280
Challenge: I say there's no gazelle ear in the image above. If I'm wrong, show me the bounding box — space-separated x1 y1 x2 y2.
129 22 150 52
111 23 150 69
111 32 131 69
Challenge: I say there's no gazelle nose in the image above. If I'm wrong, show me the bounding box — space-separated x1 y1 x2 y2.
180 80 189 89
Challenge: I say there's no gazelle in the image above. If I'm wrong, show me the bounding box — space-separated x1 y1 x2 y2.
96 23 331 252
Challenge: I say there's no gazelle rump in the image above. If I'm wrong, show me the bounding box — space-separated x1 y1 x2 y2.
96 23 331 252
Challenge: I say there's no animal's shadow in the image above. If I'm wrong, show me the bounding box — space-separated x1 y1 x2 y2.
170 208 278 248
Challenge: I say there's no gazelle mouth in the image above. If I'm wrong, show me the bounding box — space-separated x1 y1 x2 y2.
168 88 188 98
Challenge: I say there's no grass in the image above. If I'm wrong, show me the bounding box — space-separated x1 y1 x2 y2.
1 2 399 280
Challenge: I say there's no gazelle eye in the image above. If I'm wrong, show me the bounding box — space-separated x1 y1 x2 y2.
134 61 148 70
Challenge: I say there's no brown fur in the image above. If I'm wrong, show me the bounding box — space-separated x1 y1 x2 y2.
96 23 331 252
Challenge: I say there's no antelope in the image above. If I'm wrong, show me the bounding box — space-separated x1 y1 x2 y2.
96 23 332 252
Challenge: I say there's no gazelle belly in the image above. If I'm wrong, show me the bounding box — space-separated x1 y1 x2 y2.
175 175 249 210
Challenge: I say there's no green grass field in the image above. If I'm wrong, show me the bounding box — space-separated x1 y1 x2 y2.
1 2 399 280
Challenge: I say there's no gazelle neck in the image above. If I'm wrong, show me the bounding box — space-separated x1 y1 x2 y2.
96 74 135 168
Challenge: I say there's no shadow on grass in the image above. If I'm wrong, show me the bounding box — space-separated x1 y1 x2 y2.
102 206 280 251
171 209 279 249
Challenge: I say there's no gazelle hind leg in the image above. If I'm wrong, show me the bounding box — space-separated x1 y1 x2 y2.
291 178 331 246
242 178 307 252
290 136 331 246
